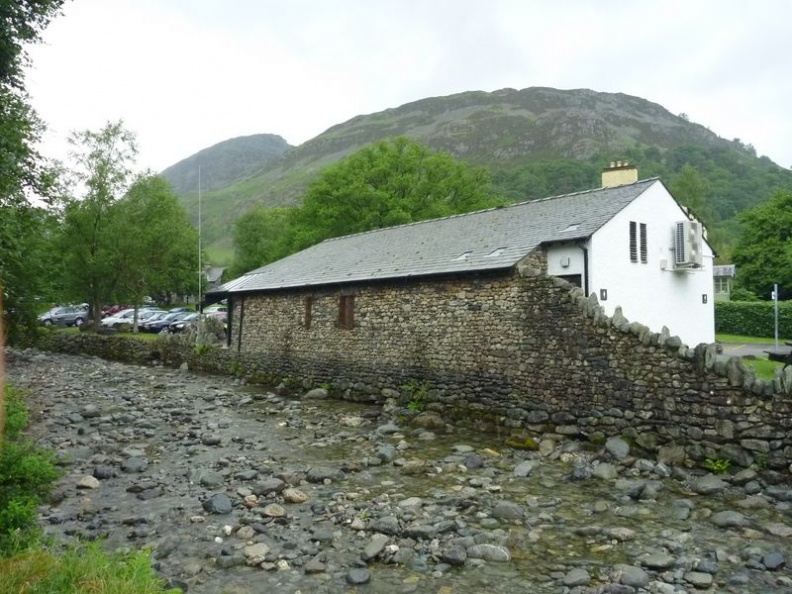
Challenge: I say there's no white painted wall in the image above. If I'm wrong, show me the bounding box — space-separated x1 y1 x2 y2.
546 242 585 280
585 181 715 346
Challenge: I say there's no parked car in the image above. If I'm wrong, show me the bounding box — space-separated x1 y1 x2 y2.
203 303 227 314
38 305 89 327
102 304 129 318
169 307 193 314
101 307 163 329
141 311 189 333
168 312 199 333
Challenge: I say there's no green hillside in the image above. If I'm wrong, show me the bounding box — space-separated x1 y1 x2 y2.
163 88 792 264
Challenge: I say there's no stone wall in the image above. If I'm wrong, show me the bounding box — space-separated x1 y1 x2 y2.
35 258 792 469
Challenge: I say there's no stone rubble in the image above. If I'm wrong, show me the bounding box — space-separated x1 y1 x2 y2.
5 347 792 594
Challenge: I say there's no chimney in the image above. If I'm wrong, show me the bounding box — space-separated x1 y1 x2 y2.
601 160 638 188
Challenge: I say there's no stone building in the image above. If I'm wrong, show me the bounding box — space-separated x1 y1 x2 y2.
214 164 715 361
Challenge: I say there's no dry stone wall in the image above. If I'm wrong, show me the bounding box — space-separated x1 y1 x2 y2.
35 256 792 469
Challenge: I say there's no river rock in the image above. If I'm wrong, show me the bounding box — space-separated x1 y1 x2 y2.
77 475 100 489
614 564 649 587
363 534 389 561
711 510 747 529
492 501 524 520
121 456 148 473
514 460 539 477
202 493 233 514
282 488 308 504
467 544 511 562
346 567 371 585
563 568 590 586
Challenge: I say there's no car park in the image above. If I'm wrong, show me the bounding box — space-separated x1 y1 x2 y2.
38 305 89 327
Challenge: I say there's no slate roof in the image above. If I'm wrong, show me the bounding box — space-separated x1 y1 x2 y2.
217 179 659 294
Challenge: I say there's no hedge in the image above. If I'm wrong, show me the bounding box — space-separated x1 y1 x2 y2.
715 300 792 338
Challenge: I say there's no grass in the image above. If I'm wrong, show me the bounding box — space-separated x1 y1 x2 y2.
717 333 790 344
0 543 179 594
746 358 785 380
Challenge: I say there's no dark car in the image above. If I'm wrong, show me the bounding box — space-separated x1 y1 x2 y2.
142 311 190 333
38 305 88 327
169 307 193 314
168 312 199 333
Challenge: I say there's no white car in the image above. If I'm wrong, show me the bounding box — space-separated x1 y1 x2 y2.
101 308 163 329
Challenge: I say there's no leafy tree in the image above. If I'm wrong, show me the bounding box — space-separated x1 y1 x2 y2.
230 207 291 277
60 121 138 328
731 190 792 300
110 175 199 313
287 136 500 252
0 1 64 347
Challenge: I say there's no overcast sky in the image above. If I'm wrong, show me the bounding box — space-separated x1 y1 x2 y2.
25 0 792 175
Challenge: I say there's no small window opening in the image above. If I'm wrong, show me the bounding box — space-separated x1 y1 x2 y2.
338 295 355 329
485 247 505 258
639 223 647 263
629 221 637 262
562 223 580 232
304 296 313 329
454 251 472 261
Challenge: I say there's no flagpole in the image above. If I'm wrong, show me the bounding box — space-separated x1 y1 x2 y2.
198 166 202 313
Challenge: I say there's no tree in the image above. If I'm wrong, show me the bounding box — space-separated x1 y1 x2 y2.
230 207 292 277
670 164 715 225
60 122 138 328
287 136 500 252
0 0 64 348
731 190 792 299
110 175 198 314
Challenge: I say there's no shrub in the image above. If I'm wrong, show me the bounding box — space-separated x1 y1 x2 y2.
0 388 60 557
715 300 792 338
0 542 181 594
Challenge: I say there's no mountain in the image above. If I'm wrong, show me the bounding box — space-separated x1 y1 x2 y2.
163 87 792 263
161 133 292 196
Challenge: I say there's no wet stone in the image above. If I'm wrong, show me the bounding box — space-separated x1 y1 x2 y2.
202 493 232 514
763 551 786 570
563 567 590 586
467 544 511 562
346 567 371 585
121 457 148 473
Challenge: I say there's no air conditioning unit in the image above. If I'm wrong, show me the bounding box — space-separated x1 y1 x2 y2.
673 220 703 268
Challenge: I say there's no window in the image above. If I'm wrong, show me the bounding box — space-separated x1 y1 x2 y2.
715 277 730 293
629 221 647 264
639 223 647 263
338 295 355 329
304 297 313 329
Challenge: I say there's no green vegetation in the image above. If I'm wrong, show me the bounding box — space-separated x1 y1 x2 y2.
703 458 731 475
0 542 180 594
732 190 792 299
400 379 431 412
745 358 784 381
716 334 787 344
505 435 539 450
59 122 199 333
0 0 67 344
715 301 792 338
0 387 59 556
230 137 502 273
